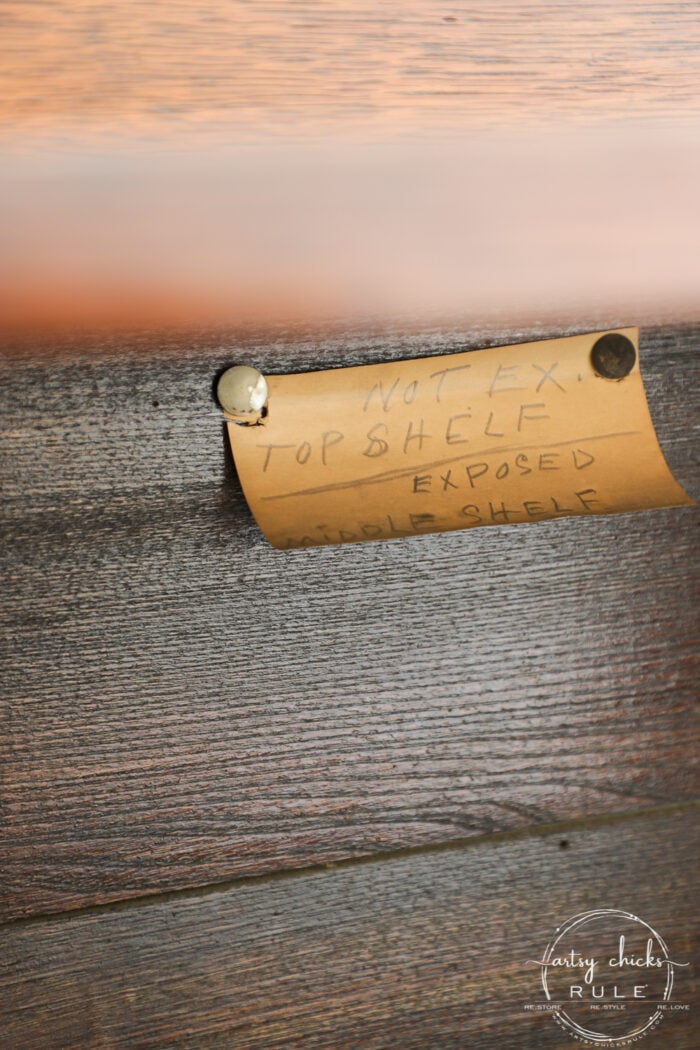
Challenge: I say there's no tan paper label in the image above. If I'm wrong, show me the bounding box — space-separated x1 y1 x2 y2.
226 329 693 549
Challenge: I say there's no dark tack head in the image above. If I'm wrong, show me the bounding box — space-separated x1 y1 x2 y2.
590 333 637 380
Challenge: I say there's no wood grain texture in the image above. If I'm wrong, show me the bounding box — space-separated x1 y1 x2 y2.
2 808 698 1050
1 324 698 922
2 1 699 142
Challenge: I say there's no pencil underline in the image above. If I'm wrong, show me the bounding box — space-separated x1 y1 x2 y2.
261 430 642 502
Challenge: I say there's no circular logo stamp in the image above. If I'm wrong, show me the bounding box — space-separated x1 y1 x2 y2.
527 909 689 1045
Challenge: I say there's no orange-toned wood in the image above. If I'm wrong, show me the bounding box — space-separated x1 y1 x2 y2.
2 1 699 140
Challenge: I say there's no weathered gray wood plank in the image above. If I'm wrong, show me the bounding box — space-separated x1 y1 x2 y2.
1 808 697 1049
1 325 698 920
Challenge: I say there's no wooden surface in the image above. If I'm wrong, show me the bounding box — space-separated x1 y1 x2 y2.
3 5 698 1046
3 1 699 140
2 808 698 1049
1 322 698 1047
2 323 698 924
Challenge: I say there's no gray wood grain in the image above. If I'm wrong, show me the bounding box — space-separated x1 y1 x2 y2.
1 808 697 1050
1 324 698 921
